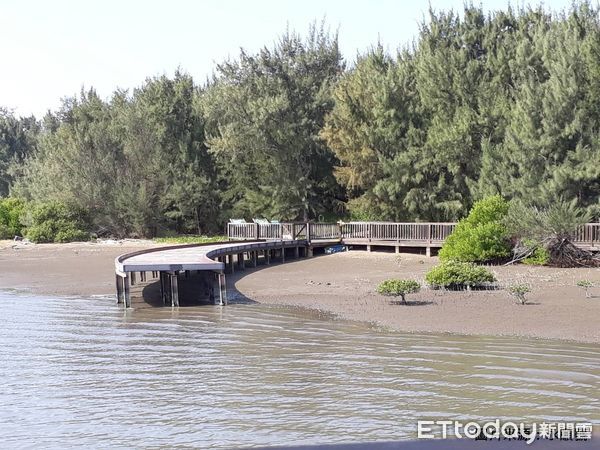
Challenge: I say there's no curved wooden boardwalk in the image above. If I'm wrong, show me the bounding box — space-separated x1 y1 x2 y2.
115 239 311 308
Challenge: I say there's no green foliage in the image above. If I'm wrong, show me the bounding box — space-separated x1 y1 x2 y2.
54 229 90 243
577 280 594 298
0 109 39 197
507 283 532 305
0 197 26 238
24 201 90 243
425 261 496 290
153 235 227 244
505 199 592 244
202 24 343 222
463 196 509 225
439 195 511 263
322 4 600 220
522 246 550 265
15 73 218 238
377 279 420 295
577 280 594 288
376 279 420 304
505 199 592 266
346 196 384 221
25 222 54 244
441 222 510 263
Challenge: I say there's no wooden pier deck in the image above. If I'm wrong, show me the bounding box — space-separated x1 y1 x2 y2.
115 239 311 308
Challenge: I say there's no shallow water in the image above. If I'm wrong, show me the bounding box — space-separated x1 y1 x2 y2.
0 291 598 448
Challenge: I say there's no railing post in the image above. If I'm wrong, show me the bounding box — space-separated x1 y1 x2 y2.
427 223 432 243
255 222 260 240
307 222 311 243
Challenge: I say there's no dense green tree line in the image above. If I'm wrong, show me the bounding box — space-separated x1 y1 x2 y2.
11 73 217 237
1 4 599 238
324 3 600 220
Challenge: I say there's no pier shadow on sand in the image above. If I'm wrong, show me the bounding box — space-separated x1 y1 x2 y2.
136 271 258 308
388 300 437 306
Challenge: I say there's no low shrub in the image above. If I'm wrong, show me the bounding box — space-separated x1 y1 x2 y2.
576 280 594 299
425 261 496 290
24 201 90 243
55 228 91 243
25 222 55 243
0 197 26 239
507 283 531 305
522 246 550 265
439 195 511 263
376 279 420 304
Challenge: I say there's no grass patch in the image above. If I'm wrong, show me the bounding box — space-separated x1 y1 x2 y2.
153 235 227 244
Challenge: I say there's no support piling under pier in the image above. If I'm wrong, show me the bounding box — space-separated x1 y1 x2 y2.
218 272 227 305
123 274 131 308
115 274 123 304
169 272 179 307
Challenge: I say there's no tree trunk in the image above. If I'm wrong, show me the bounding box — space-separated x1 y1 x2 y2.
195 207 201 235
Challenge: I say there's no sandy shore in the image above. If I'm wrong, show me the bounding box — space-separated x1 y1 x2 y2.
1 241 599 343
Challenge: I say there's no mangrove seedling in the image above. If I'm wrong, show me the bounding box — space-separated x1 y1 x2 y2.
377 279 420 304
425 261 496 290
576 280 594 298
507 283 531 305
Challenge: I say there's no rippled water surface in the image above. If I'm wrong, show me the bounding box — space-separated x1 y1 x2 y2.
1 292 599 448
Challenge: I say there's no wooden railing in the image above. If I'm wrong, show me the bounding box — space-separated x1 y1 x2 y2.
310 223 341 240
227 223 256 239
228 221 600 247
340 222 456 242
576 223 600 244
227 221 455 243
227 222 341 241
